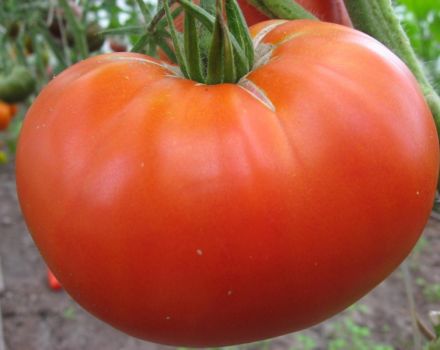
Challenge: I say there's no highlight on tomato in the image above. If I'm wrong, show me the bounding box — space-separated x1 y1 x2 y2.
16 0 439 347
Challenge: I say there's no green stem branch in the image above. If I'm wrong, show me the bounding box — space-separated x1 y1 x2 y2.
261 0 317 20
163 0 189 76
184 9 204 81
247 0 276 18
178 0 250 75
58 0 88 60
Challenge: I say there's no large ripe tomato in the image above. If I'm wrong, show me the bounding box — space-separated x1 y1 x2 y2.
16 20 438 347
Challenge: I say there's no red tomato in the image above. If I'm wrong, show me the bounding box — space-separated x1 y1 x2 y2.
0 101 18 131
0 103 11 130
109 39 127 52
16 20 438 347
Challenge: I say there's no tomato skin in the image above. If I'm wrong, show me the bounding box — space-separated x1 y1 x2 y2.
16 20 438 347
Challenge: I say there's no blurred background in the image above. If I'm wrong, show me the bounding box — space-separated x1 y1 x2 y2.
1 0 440 349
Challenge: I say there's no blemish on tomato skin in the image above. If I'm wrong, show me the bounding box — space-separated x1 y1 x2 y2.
196 249 203 256
227 290 233 296
416 191 420 196
140 162 145 168
165 316 171 320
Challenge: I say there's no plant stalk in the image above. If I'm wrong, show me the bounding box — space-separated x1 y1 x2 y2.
58 0 89 60
261 0 316 20
401 261 423 350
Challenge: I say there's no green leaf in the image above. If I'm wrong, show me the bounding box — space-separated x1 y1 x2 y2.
135 0 153 23
178 0 249 76
200 0 216 15
163 0 189 77
261 0 317 20
100 25 144 35
219 2 236 82
207 7 224 84
184 8 204 81
225 0 254 75
247 0 276 18
178 0 215 31
157 32 178 63
131 33 151 52
157 5 184 29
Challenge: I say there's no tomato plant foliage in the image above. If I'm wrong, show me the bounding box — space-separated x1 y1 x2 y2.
16 17 439 347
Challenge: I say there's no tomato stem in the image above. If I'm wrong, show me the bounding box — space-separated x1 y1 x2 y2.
173 0 251 75
225 0 254 76
161 0 254 84
344 0 440 137
246 0 277 18
163 0 190 76
220 6 237 83
261 0 317 20
207 2 225 84
131 0 179 59
184 9 204 81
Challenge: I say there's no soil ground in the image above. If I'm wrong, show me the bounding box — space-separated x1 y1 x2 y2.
1 163 439 350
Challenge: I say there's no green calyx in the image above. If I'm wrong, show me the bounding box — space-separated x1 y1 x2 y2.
162 0 254 84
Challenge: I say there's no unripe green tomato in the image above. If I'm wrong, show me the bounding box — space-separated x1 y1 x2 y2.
24 36 34 55
6 21 20 39
86 22 105 52
0 66 36 103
